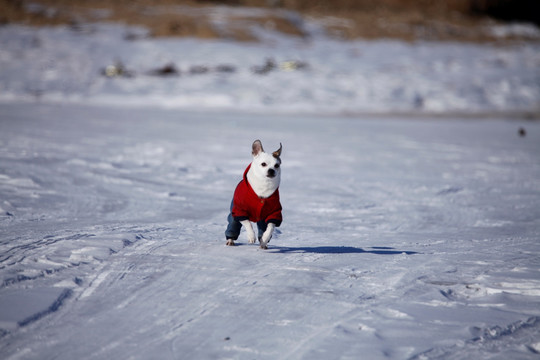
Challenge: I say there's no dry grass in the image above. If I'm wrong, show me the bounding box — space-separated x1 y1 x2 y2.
313 9 500 42
0 0 311 41
0 0 537 42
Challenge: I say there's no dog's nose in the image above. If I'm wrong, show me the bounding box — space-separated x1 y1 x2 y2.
267 169 276 177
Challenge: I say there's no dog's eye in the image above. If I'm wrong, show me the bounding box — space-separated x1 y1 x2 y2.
274 164 280 168
261 162 267 167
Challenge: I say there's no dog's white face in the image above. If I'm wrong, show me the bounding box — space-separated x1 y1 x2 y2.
247 140 282 198
251 148 281 181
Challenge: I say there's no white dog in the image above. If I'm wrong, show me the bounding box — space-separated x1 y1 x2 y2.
225 140 282 249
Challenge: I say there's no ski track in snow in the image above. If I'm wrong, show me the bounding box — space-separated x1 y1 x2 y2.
0 103 539 359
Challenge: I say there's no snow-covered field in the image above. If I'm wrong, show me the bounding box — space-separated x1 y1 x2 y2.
1 20 540 360
0 22 539 115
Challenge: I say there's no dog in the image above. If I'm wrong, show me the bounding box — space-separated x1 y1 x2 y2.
225 140 282 249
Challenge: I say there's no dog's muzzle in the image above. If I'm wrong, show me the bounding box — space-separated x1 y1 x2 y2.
267 169 276 178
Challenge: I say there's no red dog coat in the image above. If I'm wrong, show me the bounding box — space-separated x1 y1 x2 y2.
231 164 282 226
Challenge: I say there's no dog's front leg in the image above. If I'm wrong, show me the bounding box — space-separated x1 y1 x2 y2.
259 223 275 250
240 220 256 244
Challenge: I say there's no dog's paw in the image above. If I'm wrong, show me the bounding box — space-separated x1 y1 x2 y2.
247 234 256 244
259 241 268 250
226 239 236 246
260 224 274 245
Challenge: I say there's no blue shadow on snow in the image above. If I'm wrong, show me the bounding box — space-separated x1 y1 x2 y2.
268 246 418 255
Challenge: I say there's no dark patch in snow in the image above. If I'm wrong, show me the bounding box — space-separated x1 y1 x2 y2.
148 63 180 77
18 289 73 327
439 289 457 300
436 186 463 196
122 239 134 247
215 64 236 73
252 58 276 75
2 270 62 288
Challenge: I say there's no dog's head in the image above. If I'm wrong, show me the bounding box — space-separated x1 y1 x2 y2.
250 139 282 181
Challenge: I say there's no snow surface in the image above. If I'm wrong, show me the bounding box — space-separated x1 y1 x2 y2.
1 21 540 360
1 103 540 359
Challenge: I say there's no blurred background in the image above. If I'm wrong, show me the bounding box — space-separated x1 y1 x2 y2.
1 0 539 42
1 0 539 115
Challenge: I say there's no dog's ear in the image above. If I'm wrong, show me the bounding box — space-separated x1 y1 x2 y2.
272 143 282 158
252 140 264 156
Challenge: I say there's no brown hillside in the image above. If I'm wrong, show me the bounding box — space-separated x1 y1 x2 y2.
1 0 538 42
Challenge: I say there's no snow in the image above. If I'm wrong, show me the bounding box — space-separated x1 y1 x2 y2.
0 22 539 115
1 20 540 359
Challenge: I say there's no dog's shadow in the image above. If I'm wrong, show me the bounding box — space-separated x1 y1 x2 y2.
268 245 418 255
